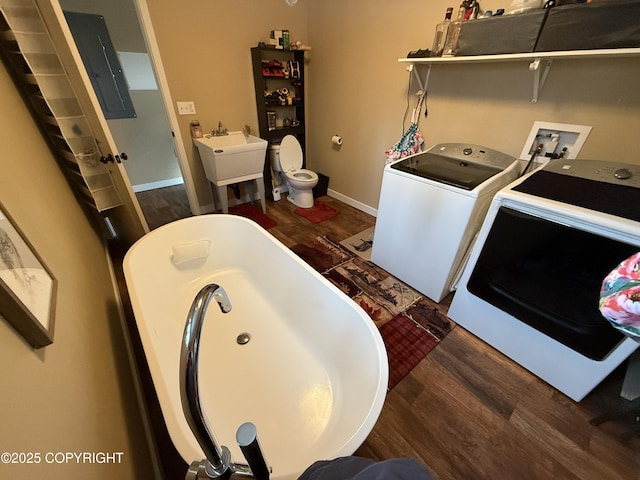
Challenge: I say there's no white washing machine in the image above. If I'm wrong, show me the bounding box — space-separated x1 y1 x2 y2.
371 143 520 302
448 159 640 401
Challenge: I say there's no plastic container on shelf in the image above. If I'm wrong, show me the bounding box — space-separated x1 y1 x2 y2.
506 0 543 15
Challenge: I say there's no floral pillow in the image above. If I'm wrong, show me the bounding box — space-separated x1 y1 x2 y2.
600 252 640 341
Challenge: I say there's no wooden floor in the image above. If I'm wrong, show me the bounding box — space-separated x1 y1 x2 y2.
134 185 640 480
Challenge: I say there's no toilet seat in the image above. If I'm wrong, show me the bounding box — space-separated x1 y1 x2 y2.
280 136 318 183
277 135 319 208
285 169 318 183
279 135 304 172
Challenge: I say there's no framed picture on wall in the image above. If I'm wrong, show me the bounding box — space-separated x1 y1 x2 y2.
0 202 57 349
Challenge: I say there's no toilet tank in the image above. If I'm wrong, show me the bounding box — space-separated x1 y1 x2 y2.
269 143 282 171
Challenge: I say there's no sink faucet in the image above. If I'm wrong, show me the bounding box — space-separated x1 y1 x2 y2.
181 284 270 480
212 121 228 136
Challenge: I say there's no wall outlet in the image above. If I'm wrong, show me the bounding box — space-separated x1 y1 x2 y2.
519 121 592 163
177 101 196 115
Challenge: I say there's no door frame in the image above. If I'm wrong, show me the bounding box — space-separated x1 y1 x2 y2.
43 0 201 242
134 0 200 215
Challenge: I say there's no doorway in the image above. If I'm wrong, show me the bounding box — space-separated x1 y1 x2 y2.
59 0 193 227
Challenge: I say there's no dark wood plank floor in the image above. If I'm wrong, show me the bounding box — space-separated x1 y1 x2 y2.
136 184 193 230
134 186 640 480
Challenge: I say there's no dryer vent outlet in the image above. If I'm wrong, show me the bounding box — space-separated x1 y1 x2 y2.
520 121 592 164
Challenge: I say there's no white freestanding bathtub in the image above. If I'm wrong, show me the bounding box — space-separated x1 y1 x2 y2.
123 215 388 480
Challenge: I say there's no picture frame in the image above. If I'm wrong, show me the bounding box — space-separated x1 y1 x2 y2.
0 202 57 348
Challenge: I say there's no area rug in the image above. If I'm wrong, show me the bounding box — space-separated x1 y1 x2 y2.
229 204 277 230
339 226 375 261
294 200 339 223
291 235 454 390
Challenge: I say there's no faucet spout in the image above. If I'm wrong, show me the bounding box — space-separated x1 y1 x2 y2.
212 121 228 136
212 288 232 313
181 284 270 480
181 284 233 478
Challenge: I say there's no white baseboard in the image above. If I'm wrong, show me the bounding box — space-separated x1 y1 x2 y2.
133 177 183 193
327 189 378 217
198 187 378 217
199 203 217 214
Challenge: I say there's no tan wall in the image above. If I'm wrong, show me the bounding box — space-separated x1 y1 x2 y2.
147 0 640 212
146 0 309 209
0 59 151 478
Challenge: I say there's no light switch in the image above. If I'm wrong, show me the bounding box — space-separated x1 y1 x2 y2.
177 101 196 115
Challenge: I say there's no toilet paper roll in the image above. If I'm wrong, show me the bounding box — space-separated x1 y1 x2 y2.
332 135 343 146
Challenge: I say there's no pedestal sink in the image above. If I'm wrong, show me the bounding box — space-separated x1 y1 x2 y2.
194 132 268 214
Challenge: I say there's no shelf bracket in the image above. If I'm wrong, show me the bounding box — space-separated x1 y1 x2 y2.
408 63 431 121
529 58 553 103
408 63 431 99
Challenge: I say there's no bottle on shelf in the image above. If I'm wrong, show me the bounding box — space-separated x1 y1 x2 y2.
442 2 467 57
431 7 454 57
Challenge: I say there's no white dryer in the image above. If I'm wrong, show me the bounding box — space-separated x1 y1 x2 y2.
448 159 640 401
371 143 519 302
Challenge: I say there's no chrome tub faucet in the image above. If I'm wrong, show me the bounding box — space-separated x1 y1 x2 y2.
181 284 270 480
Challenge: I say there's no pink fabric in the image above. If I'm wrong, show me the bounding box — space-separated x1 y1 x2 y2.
599 252 640 340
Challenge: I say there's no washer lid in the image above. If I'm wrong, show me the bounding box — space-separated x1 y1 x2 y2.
391 152 503 190
279 135 303 171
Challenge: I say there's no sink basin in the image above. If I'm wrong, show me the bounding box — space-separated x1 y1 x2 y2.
194 132 268 185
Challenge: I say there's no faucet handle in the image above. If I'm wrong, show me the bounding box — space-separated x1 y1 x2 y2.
236 422 270 480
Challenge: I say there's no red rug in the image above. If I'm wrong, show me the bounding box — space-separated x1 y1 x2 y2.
291 235 454 390
229 204 277 230
380 315 439 389
294 200 339 223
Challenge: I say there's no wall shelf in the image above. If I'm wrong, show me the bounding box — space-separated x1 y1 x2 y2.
399 48 640 103
251 46 306 200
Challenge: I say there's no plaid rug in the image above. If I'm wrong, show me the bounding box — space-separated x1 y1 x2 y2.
291 235 454 390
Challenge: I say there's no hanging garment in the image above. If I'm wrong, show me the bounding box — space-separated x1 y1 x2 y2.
384 123 424 164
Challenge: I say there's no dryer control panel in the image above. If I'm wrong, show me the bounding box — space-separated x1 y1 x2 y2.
514 159 640 221
545 159 640 189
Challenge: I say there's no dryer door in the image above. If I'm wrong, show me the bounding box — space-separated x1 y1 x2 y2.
467 206 637 360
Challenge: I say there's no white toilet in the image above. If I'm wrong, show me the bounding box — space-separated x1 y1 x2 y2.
270 135 318 208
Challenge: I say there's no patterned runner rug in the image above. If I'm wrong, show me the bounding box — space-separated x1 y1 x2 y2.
291 235 454 390
339 226 375 261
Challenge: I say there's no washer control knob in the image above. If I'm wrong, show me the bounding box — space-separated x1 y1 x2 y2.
463 147 473 155
614 168 633 180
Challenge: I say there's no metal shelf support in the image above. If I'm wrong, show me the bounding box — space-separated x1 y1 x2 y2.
529 58 553 103
407 63 431 121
